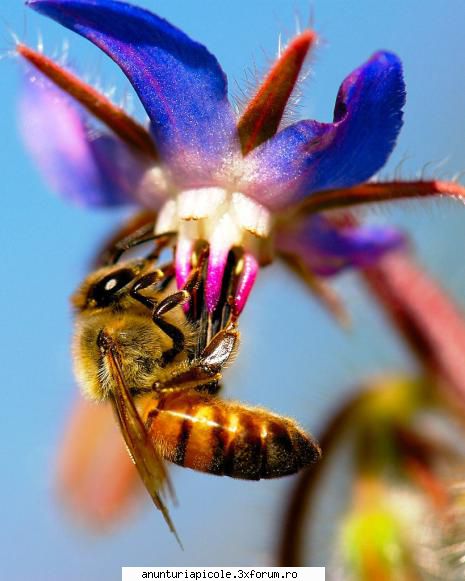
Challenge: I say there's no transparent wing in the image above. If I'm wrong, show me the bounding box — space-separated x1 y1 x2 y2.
106 346 182 546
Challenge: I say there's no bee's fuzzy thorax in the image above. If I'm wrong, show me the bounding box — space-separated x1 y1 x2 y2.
73 297 195 402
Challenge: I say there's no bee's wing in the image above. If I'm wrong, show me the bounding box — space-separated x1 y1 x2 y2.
106 347 182 546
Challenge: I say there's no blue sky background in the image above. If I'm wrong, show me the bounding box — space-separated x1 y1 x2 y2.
2 0 465 578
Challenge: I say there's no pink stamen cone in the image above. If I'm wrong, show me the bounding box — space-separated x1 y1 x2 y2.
233 252 259 317
175 237 193 290
206 246 229 313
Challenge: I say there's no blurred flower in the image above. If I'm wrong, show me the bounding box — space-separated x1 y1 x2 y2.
364 252 465 407
56 395 141 528
340 493 418 581
279 254 465 576
19 0 465 322
280 374 465 578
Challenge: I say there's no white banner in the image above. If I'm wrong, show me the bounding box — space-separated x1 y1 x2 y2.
122 567 325 581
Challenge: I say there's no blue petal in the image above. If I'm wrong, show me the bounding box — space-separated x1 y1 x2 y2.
276 215 406 276
243 52 405 211
20 66 152 207
27 0 240 188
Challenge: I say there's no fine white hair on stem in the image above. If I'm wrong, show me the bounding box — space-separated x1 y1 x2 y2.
294 12 302 36
0 20 22 61
1 15 21 47
37 30 44 53
232 26 318 129
0 16 20 51
393 153 413 180
58 38 69 65
451 169 465 183
416 157 450 179
375 158 465 187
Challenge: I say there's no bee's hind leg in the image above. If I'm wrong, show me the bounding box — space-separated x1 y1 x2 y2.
191 327 239 394
199 325 239 373
152 326 239 396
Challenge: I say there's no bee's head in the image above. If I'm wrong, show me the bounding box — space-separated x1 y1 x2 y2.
71 259 167 401
72 261 146 311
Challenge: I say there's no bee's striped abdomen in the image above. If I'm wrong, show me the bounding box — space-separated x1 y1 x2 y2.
145 393 321 480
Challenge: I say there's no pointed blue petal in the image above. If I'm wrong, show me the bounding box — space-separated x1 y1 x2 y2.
19 66 155 207
27 0 240 188
276 215 406 276
244 52 405 211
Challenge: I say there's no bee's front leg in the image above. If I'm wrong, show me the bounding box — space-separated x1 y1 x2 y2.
152 291 190 365
130 272 189 365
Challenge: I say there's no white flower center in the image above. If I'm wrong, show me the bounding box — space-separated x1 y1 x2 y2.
154 187 272 248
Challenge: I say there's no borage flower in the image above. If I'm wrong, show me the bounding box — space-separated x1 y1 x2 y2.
20 0 465 322
18 0 465 528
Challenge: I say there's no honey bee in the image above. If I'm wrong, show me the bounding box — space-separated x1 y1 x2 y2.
71 219 321 542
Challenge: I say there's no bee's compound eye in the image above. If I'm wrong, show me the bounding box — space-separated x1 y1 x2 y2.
88 268 135 307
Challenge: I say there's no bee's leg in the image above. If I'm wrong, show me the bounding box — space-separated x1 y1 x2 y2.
130 269 190 364
178 244 208 300
179 245 212 356
199 325 239 372
155 262 176 292
152 291 190 365
130 268 190 364
130 270 166 306
153 368 221 395
153 326 239 395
